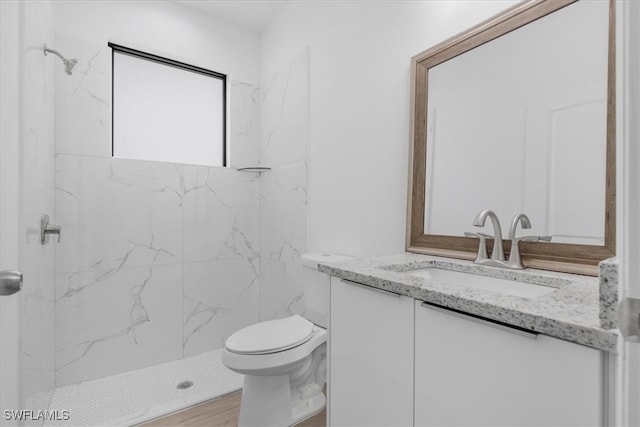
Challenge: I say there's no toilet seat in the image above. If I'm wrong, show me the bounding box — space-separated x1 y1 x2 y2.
222 325 327 375
225 315 314 355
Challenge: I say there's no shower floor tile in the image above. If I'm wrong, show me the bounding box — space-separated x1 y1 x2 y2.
46 349 242 426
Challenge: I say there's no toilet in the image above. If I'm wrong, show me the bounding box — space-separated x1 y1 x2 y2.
221 253 353 426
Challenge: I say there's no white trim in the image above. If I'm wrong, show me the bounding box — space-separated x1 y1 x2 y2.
614 0 640 426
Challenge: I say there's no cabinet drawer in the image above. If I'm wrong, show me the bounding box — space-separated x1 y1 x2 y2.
414 301 603 426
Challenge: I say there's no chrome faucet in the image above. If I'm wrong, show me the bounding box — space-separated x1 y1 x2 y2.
506 213 552 269
506 214 532 269
467 210 551 269
473 209 505 261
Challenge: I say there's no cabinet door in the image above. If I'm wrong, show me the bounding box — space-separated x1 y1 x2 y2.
329 277 414 426
414 301 603 426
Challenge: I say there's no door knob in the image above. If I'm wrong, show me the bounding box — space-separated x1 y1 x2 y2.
617 298 640 343
0 270 22 296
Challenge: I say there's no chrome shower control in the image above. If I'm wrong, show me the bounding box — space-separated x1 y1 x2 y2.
40 214 61 244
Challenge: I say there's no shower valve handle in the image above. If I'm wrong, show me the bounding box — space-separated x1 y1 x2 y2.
40 214 61 244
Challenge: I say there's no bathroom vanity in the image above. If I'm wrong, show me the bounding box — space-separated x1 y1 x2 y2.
323 0 621 424
322 254 618 426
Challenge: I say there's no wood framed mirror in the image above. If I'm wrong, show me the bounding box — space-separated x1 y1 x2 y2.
406 0 615 276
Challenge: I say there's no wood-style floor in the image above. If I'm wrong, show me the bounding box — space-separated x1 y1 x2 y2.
139 390 326 427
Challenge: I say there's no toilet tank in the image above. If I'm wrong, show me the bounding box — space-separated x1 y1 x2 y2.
301 253 355 328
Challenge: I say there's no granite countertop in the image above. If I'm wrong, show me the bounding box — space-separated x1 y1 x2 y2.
318 253 619 353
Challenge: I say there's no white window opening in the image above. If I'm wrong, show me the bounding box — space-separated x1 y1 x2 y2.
110 43 227 167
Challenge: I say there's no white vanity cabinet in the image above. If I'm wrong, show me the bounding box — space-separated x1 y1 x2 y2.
414 301 603 427
329 277 414 426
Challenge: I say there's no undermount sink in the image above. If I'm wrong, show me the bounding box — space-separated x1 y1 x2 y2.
406 267 557 298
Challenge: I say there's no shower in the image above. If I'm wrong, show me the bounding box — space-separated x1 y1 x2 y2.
43 44 78 75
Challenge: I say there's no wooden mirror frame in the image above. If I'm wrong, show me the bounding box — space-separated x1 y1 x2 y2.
406 0 616 276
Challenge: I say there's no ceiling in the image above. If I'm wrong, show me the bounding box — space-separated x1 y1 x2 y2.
174 0 290 33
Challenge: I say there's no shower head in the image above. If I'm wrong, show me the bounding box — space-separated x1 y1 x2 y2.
63 58 78 75
43 44 78 75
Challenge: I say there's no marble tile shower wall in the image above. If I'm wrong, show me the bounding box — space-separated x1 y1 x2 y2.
53 34 260 386
259 49 310 321
22 0 56 413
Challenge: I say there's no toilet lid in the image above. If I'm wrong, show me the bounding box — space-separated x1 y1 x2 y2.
225 315 314 355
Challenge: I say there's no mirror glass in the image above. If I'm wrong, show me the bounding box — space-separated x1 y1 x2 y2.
423 0 608 245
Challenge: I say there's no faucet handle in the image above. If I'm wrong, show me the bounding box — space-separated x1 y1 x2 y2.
465 231 491 262
464 232 493 239
515 235 552 243
507 235 553 269
472 210 505 261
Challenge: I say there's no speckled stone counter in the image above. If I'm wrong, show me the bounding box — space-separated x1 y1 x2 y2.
318 253 619 353
599 257 619 330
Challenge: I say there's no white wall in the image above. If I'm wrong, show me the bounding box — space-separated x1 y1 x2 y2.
52 0 259 84
261 0 520 258
51 0 262 385
258 48 310 321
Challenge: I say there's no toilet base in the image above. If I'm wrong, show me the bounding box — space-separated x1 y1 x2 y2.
223 326 328 427
291 384 325 424
238 374 325 427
